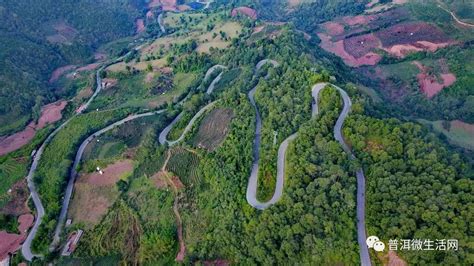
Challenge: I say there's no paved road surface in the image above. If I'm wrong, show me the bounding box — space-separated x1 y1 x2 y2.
312 83 371 266
50 110 165 249
22 53 134 260
158 13 166 33
247 69 370 265
159 102 216 146
204 65 227 94
159 64 225 146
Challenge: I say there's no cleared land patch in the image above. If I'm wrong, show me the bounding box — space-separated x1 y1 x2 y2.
192 108 234 151
69 160 133 226
0 100 68 156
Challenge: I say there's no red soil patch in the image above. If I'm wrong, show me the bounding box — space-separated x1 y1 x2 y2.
253 25 264 34
0 214 34 261
50 65 76 83
85 160 133 186
386 251 407 266
344 33 382 58
342 15 376 26
75 87 93 101
177 5 191 11
376 22 453 57
146 11 154 19
451 120 474 134
150 172 169 189
231 7 257 20
321 21 345 36
37 100 68 129
136 19 145 33
76 63 100 72
0 180 30 216
170 175 184 190
94 53 107 61
0 100 67 156
102 78 118 89
318 33 381 67
413 61 456 98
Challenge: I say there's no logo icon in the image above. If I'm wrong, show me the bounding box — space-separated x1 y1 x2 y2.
367 236 385 252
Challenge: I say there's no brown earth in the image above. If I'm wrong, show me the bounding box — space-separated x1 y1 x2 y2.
76 63 100 72
69 160 133 226
86 160 134 186
413 61 456 98
231 7 257 20
386 251 407 266
376 22 452 48
75 87 93 101
321 21 345 36
344 33 382 58
318 33 382 67
150 172 169 189
46 22 78 44
0 214 34 261
342 14 376 26
319 17 455 67
193 108 234 151
451 120 474 134
136 19 145 33
0 100 68 156
0 180 30 216
50 65 76 83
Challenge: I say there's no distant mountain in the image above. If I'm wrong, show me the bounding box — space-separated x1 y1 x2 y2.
0 0 147 135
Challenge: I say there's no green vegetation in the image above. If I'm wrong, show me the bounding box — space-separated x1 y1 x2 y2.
0 213 20 234
166 147 200 186
77 200 143 264
0 0 145 134
345 115 473 265
0 126 51 208
418 119 474 150
32 109 130 252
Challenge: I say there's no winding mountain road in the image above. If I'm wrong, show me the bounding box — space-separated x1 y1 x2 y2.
159 65 225 146
50 109 166 249
246 61 370 265
22 52 136 261
49 64 225 251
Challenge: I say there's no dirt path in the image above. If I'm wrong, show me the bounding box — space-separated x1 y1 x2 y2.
437 1 474 28
161 150 185 262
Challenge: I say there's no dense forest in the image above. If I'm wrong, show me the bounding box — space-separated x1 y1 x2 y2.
0 0 146 135
2 1 472 265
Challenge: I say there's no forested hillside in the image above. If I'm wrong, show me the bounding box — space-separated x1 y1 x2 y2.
0 0 146 135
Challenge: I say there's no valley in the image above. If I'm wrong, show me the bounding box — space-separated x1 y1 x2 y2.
0 1 472 265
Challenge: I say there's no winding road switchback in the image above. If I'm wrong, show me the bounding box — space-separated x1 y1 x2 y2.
246 66 370 265
50 110 166 249
312 83 370 266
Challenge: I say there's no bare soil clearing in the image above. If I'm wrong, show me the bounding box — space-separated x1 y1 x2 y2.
0 100 67 156
318 33 382 67
69 160 133 226
0 214 33 261
86 160 133 186
50 65 76 83
231 7 257 20
0 180 30 216
452 120 474 135
136 19 145 33
413 61 456 98
193 108 234 151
